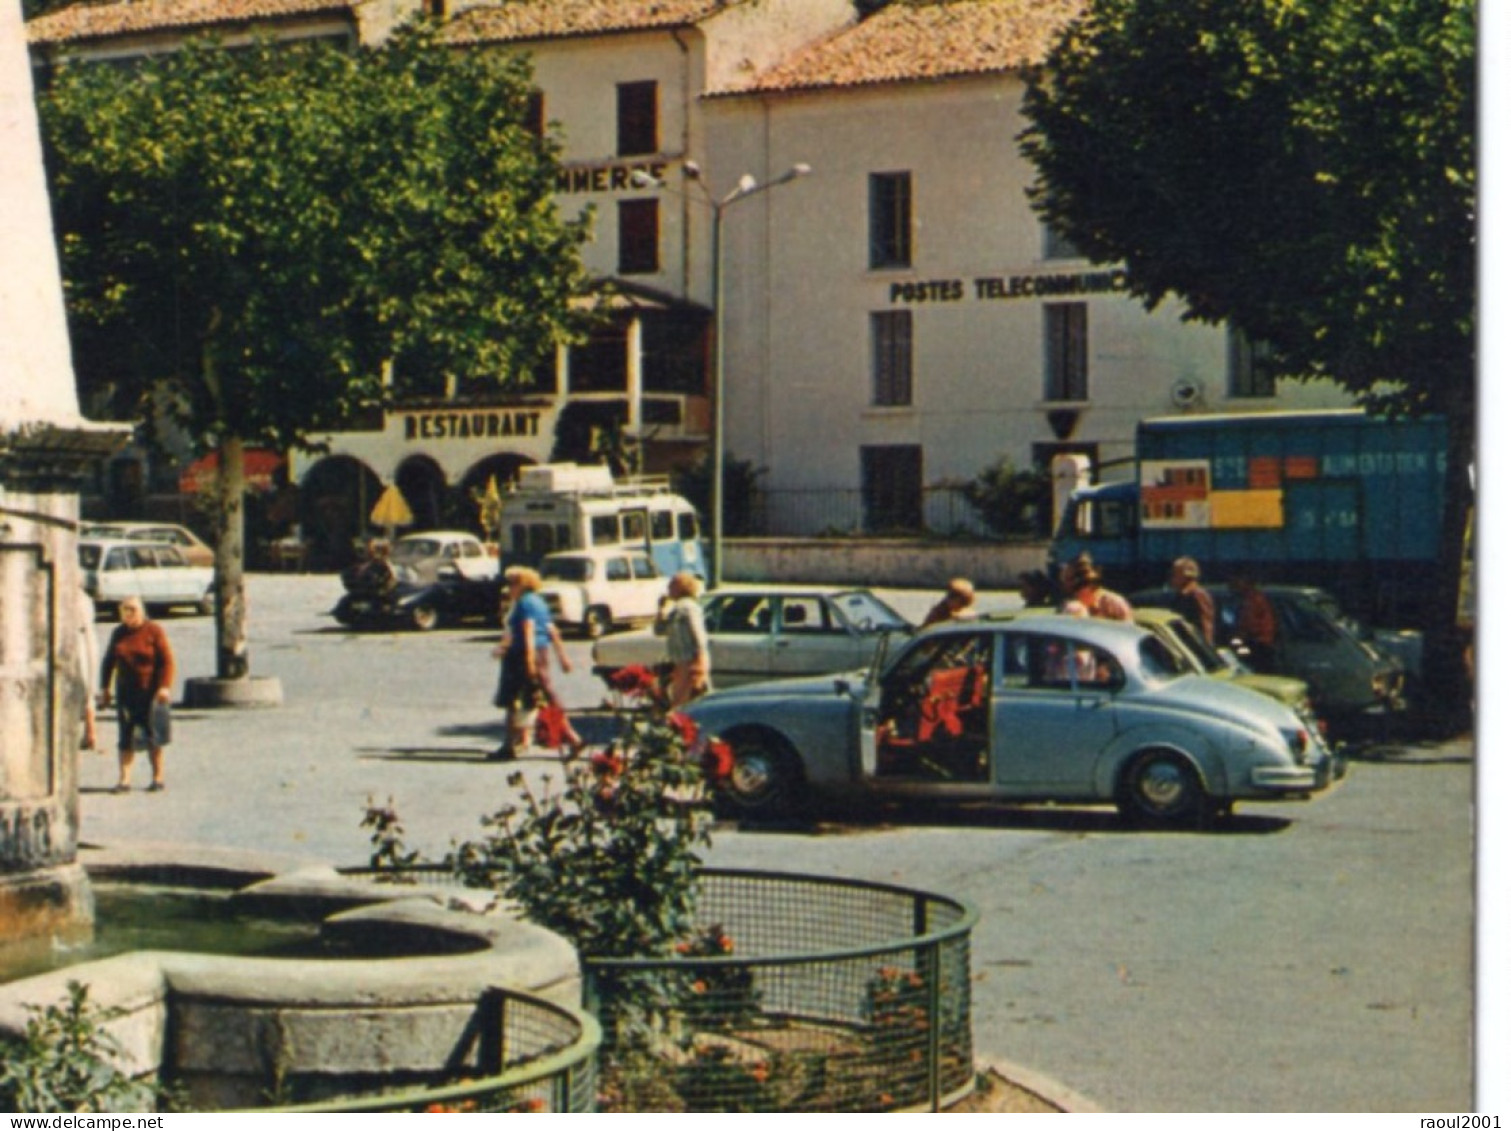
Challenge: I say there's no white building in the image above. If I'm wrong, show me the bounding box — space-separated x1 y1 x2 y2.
691 0 1350 534
30 0 1351 554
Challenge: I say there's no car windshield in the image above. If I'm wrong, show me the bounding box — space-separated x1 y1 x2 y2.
392 539 440 562
542 558 592 582
831 590 911 632
1162 618 1223 674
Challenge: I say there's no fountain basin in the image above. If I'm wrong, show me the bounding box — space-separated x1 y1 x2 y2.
0 844 580 1110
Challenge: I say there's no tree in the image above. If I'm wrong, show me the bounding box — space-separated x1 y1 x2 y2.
40 22 594 683
1019 0 1474 722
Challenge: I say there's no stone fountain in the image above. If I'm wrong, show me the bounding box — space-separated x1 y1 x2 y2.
0 0 129 945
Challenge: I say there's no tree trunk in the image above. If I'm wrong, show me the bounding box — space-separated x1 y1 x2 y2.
213 434 250 681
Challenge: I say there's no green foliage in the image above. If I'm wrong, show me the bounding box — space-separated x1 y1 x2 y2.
961 457 1051 538
39 23 594 450
361 795 421 879
0 982 157 1113
451 702 725 961
1019 0 1474 415
670 455 764 538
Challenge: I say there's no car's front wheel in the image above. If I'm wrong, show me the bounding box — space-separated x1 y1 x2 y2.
716 730 804 823
583 606 611 639
409 603 440 632
1117 749 1210 827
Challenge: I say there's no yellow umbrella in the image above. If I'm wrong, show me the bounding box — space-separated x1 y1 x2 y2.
370 484 414 541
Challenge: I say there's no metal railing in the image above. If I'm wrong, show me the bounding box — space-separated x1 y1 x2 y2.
583 868 979 1113
259 989 601 1114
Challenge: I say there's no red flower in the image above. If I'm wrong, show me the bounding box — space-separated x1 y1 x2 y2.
703 738 735 783
666 712 700 747
607 665 658 695
590 748 625 777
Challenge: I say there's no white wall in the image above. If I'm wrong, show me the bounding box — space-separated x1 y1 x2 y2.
703 72 1351 508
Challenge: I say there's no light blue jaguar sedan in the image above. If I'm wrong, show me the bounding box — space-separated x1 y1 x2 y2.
684 614 1340 827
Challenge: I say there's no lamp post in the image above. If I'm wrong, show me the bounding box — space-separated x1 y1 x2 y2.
634 161 811 588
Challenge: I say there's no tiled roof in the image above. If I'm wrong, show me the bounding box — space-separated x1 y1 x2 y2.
722 0 1086 95
441 0 729 46
28 0 356 45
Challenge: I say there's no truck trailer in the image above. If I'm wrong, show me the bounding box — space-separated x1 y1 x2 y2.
1048 410 1447 626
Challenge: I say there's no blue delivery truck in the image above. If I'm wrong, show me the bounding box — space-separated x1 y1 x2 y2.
1048 409 1447 626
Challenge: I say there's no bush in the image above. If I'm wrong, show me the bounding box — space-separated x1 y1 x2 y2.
961 457 1051 538
0 982 158 1113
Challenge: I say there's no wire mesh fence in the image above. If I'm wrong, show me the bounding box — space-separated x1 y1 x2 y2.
584 869 978 1113
262 988 601 1113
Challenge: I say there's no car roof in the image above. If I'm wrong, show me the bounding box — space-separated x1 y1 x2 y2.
398 531 479 543
79 537 179 551
957 612 1152 644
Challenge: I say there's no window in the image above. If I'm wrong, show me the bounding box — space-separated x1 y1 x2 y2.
861 445 923 532
868 172 912 269
590 516 619 545
650 510 674 541
631 556 657 579
1044 302 1088 402
871 311 913 406
616 81 658 156
1042 223 1082 260
1229 328 1278 398
620 511 647 543
779 597 831 634
708 594 773 634
618 199 659 274
606 558 631 582
523 90 545 138
677 513 698 541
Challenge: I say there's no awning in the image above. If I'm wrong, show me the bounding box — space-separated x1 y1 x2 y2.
179 448 284 494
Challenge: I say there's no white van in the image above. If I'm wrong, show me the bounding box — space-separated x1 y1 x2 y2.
498 464 706 580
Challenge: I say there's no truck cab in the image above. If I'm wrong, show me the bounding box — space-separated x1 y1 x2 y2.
1048 479 1140 580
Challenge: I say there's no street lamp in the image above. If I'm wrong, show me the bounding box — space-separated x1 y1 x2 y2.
632 160 812 588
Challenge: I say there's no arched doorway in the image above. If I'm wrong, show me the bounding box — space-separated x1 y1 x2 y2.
460 454 536 544
396 455 447 533
298 456 382 571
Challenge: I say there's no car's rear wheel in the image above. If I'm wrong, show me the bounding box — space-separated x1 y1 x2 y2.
583 607 611 639
716 730 804 823
410 603 440 632
1117 749 1210 827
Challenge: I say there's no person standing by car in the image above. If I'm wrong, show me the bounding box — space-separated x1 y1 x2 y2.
1232 569 1279 674
1062 553 1134 622
659 571 711 707
922 578 978 626
99 595 175 793
1169 556 1216 644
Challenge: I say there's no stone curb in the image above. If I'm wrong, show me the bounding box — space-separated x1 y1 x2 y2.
982 1055 1105 1114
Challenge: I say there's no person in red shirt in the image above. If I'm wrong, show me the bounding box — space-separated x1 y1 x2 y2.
1169 556 1217 645
99 596 176 793
1232 570 1279 674
1061 553 1134 622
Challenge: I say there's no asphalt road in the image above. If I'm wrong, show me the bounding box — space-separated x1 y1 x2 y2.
75 574 1476 1112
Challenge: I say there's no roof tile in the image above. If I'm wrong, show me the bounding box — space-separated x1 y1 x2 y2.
441 0 729 46
28 0 356 45
721 0 1085 95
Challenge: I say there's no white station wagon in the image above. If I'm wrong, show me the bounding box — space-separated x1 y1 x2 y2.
79 538 214 616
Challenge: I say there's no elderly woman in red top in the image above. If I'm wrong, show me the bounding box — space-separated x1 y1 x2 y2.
99 595 176 793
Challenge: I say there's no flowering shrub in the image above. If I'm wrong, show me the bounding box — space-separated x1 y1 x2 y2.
451 691 732 961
